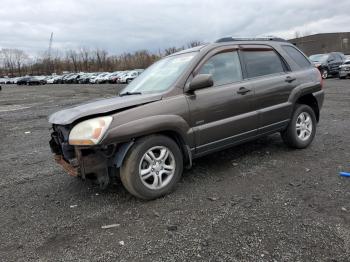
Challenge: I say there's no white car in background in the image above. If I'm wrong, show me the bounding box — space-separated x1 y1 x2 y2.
46 75 62 84
92 73 109 84
339 60 350 79
119 70 143 84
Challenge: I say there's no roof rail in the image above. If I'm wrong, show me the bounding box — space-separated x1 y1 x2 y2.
215 37 287 43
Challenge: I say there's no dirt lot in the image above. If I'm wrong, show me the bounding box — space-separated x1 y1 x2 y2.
0 80 349 261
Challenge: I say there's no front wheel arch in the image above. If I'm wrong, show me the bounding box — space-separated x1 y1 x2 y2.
113 130 192 169
120 134 184 199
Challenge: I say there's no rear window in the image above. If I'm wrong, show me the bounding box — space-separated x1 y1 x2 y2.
282 46 311 69
242 50 285 78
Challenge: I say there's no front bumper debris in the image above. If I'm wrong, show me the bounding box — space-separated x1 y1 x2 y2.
54 154 78 177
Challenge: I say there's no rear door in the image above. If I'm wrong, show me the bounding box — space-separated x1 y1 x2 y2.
239 45 298 134
186 47 257 155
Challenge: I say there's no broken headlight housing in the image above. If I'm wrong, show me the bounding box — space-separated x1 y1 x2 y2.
69 116 112 145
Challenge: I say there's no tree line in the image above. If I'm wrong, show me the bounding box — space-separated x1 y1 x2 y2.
0 41 202 77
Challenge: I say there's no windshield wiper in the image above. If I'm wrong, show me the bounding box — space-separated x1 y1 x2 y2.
119 91 142 97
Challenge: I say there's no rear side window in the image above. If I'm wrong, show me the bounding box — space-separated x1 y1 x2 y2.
241 50 285 78
282 45 311 69
199 51 242 86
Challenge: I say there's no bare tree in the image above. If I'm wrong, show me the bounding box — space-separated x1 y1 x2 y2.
13 49 28 75
0 48 28 76
79 47 92 72
187 40 203 48
164 47 180 56
0 39 205 75
67 50 79 72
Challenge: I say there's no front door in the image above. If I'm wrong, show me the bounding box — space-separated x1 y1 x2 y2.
186 49 257 156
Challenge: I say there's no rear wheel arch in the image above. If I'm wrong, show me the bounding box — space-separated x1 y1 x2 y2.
295 94 319 122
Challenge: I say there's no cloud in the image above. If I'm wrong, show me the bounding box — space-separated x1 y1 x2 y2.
0 0 349 55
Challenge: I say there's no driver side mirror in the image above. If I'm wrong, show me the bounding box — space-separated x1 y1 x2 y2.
186 74 213 93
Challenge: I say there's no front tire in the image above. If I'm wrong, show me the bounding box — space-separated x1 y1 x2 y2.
281 104 317 149
120 135 183 200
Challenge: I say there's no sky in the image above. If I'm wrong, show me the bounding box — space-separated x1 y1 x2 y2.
0 0 350 56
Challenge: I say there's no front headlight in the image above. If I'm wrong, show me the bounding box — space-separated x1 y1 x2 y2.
69 116 113 145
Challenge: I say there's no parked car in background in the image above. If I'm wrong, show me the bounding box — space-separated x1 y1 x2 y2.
117 71 131 83
0 77 14 84
64 73 81 84
93 73 109 84
10 77 19 84
17 76 46 85
104 72 121 83
339 60 350 79
119 70 143 84
78 73 93 84
89 73 104 84
109 72 126 83
309 52 345 79
29 76 46 85
49 38 324 200
17 76 31 85
47 75 63 84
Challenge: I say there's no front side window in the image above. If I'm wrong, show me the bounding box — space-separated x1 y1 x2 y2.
242 49 285 78
198 51 242 86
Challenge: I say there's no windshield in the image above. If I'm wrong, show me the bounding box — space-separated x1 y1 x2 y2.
309 54 329 62
121 52 196 94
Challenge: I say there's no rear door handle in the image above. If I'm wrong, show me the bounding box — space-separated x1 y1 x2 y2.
285 76 296 83
237 87 251 95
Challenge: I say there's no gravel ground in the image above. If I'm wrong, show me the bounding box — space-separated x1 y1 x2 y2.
0 80 349 262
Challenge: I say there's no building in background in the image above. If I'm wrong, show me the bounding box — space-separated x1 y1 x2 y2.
289 32 350 55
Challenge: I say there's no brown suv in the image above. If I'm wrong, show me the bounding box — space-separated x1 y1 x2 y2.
49 37 324 200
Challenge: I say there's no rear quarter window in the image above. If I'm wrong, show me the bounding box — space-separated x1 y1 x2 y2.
282 45 312 69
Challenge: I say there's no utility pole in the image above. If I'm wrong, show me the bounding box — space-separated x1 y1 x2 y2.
47 32 53 74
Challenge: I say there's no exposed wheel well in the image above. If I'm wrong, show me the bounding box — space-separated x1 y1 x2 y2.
296 94 319 122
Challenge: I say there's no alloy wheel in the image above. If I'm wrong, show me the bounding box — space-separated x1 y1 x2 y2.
139 146 176 190
296 112 313 141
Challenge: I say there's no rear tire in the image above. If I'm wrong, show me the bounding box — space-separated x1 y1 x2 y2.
281 104 317 149
120 135 183 200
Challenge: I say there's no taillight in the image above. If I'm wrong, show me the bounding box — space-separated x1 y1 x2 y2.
317 69 324 89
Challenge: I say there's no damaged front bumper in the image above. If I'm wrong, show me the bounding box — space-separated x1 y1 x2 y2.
54 154 78 177
49 125 119 187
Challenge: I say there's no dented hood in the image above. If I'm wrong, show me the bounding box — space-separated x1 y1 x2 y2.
49 93 162 125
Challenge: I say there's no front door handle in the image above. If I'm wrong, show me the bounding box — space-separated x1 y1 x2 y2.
285 76 296 83
237 87 251 95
